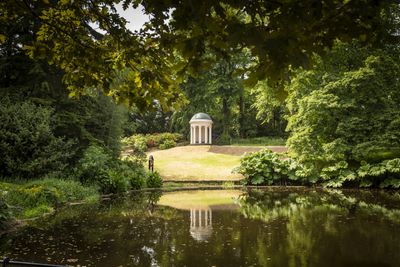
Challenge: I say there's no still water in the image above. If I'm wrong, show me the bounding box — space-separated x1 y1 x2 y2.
1 188 400 267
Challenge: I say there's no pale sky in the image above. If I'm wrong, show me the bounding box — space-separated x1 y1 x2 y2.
115 3 150 32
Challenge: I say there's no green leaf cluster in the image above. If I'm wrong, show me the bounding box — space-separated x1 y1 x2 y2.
158 139 176 150
286 42 400 188
76 144 161 194
76 144 147 194
236 149 302 186
122 132 183 151
1 179 99 219
171 50 286 139
0 98 75 179
146 171 163 188
2 0 398 108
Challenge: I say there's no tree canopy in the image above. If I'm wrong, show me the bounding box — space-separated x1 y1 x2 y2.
286 41 400 187
1 0 399 108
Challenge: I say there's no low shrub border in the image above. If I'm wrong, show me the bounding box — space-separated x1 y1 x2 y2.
122 133 184 152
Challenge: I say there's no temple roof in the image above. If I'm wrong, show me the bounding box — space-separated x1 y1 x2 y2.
190 113 212 121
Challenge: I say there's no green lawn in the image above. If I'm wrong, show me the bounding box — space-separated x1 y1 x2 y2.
147 146 244 181
147 145 287 181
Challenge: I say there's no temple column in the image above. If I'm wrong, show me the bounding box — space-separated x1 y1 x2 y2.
193 126 195 144
190 126 193 144
209 126 212 144
194 126 197 144
205 126 208 144
196 126 199 144
200 126 203 144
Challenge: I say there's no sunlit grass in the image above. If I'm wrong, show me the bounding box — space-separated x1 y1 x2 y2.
147 146 243 181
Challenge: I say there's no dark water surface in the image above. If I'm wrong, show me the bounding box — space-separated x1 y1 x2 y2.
1 188 400 267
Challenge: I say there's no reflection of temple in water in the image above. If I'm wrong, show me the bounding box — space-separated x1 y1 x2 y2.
158 190 241 242
190 208 213 241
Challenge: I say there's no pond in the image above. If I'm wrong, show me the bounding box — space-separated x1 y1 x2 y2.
1 188 400 267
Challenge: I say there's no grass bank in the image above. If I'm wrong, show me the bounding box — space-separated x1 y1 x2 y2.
0 178 99 231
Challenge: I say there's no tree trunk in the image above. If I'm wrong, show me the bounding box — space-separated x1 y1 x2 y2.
238 94 245 138
222 96 230 135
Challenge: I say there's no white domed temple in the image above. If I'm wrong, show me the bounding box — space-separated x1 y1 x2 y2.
189 113 213 145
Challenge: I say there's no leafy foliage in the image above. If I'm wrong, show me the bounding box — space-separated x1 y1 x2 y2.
250 80 287 135
76 144 147 194
123 101 174 135
286 42 400 188
357 159 400 188
146 171 163 188
115 160 147 190
0 0 127 162
215 133 232 145
236 149 302 186
122 133 183 152
1 1 182 110
146 133 183 149
2 0 398 106
158 140 176 150
171 50 287 140
76 144 113 185
0 99 74 179
1 179 99 218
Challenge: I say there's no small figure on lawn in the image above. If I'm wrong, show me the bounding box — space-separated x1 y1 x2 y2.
148 155 154 172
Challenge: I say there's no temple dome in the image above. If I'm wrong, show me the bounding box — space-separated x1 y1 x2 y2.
190 113 212 121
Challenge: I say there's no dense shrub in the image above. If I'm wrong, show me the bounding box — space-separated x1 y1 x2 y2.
76 144 113 184
129 172 147 189
158 139 176 150
286 42 400 188
121 135 147 164
77 144 147 193
103 169 130 194
146 171 163 188
146 133 183 148
236 149 302 185
122 133 183 152
121 134 148 152
216 133 231 145
120 154 146 166
0 99 75 179
115 161 146 190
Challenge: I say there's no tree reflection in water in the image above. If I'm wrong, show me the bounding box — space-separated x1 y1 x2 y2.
1 189 399 267
238 189 400 267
